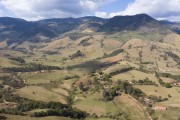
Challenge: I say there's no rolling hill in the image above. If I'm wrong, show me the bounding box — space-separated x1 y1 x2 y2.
0 14 180 120
0 14 173 45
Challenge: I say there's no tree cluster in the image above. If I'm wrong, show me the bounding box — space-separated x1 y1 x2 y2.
135 78 156 85
33 108 88 119
1 93 88 119
9 57 25 64
109 67 133 76
3 63 63 72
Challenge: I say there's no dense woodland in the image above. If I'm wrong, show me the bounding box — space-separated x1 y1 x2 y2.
3 63 63 72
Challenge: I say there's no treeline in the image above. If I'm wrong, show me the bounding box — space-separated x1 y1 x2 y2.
155 72 173 88
134 78 157 86
34 108 88 118
109 67 133 76
0 76 24 88
166 51 180 63
64 75 80 80
1 93 88 119
8 57 25 64
79 39 91 46
69 50 85 59
158 72 180 81
18 101 88 119
148 95 168 103
0 116 7 120
122 81 144 98
17 101 67 112
103 49 124 58
3 63 63 72
99 61 119 69
102 81 144 101
102 87 119 101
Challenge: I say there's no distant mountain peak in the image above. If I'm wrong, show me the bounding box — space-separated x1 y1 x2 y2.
0 14 173 44
100 13 165 33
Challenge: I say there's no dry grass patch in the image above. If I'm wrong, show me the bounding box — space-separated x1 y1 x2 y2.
14 86 66 104
1 114 71 120
114 94 148 120
104 63 131 74
134 85 180 107
74 92 118 116
19 70 73 85
112 70 158 83
0 57 19 67
41 37 71 51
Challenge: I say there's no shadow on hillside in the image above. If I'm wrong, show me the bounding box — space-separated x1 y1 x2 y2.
68 60 118 73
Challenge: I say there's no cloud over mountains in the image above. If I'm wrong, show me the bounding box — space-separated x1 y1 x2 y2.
96 0 180 21
0 0 180 21
0 0 115 20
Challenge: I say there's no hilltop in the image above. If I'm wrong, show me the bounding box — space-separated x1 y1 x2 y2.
0 14 173 44
0 14 180 120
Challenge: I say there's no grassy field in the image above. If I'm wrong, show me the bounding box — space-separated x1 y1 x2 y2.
86 118 113 120
0 57 20 67
134 85 180 107
112 70 158 83
0 32 180 120
74 92 118 116
104 63 131 74
74 92 149 120
0 114 72 120
153 107 180 120
0 50 25 57
24 109 49 115
18 70 76 85
14 86 66 104
114 94 149 120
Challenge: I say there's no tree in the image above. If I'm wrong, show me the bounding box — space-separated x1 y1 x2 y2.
168 94 172 98
164 83 172 88
65 95 74 106
79 82 84 91
102 90 110 101
0 116 7 120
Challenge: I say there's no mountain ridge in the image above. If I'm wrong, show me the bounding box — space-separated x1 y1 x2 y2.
0 14 175 44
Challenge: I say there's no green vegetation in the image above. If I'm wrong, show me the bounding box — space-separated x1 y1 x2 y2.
8 57 25 64
0 17 180 120
69 50 85 59
0 93 88 119
135 78 157 86
3 63 63 72
164 83 172 88
103 49 124 58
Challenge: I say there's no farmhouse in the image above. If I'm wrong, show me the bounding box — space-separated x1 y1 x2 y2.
144 98 153 106
154 106 167 110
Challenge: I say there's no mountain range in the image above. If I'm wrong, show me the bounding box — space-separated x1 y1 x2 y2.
0 13 180 120
0 14 178 45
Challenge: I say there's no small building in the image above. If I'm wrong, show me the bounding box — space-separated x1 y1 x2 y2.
144 98 153 106
103 85 110 89
128 81 134 85
173 82 179 86
154 106 167 110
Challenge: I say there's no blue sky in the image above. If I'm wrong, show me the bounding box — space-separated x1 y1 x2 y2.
100 0 133 13
0 0 180 21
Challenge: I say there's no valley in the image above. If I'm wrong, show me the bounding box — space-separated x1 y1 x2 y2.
0 14 180 120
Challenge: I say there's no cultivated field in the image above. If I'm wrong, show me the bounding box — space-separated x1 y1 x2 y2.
134 85 180 107
14 86 66 104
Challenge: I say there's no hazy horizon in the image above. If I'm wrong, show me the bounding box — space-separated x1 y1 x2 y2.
0 0 180 22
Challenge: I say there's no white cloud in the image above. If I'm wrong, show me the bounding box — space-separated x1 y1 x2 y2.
0 0 116 21
95 12 109 18
80 0 117 11
1 0 180 21
0 3 13 17
96 0 180 21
